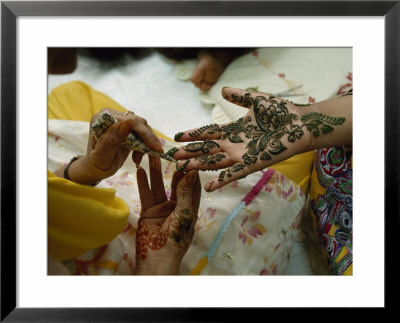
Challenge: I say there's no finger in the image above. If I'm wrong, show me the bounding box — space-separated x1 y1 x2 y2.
132 151 144 166
190 65 204 88
130 117 163 153
119 147 132 166
173 123 227 142
221 87 272 109
199 82 212 92
191 171 201 216
136 167 154 210
149 156 167 204
92 119 134 169
175 153 233 172
170 171 185 202
174 171 198 219
170 140 222 161
204 163 252 192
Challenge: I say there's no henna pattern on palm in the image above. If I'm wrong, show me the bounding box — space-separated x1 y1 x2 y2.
223 93 345 165
188 124 222 138
136 209 195 260
136 220 168 260
183 140 220 153
195 153 226 166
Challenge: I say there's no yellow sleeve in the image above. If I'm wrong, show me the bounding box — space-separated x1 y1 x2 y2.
48 171 129 261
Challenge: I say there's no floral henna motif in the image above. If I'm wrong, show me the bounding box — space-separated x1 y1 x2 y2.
218 163 245 182
136 209 195 260
195 153 226 166
136 220 168 260
183 140 220 153
188 124 222 138
168 209 195 250
225 93 345 166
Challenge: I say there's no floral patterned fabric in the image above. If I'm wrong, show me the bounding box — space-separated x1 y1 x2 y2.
309 146 353 275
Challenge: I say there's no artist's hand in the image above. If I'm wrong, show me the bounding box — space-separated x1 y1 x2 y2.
57 108 163 185
85 108 163 180
172 87 314 192
135 156 201 275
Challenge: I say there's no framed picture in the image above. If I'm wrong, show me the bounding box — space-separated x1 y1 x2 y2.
1 1 398 320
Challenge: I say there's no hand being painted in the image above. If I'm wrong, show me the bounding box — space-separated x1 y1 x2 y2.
135 156 201 275
171 87 346 192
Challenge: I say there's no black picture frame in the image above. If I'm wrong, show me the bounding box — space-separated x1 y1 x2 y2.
1 1 399 321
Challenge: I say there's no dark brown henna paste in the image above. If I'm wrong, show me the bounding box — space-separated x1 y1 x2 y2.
183 140 220 153
174 132 184 141
176 160 190 171
169 209 194 247
195 153 226 166
188 124 222 138
218 163 245 182
224 93 345 166
165 147 179 158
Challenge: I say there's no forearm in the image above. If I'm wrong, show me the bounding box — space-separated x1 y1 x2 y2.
296 94 352 153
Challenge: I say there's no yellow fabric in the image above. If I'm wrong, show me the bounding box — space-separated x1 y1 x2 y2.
190 256 209 275
48 81 169 141
268 151 315 195
48 171 129 261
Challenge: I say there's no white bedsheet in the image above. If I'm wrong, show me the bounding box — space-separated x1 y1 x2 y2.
48 52 213 140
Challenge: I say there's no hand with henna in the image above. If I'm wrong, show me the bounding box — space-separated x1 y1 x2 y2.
135 156 201 275
54 108 163 185
172 87 352 192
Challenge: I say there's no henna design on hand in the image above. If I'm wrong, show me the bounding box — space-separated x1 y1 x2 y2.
218 163 245 182
136 209 195 260
195 153 226 166
165 147 179 158
136 220 168 260
183 140 220 153
176 160 190 171
174 132 184 141
169 209 194 249
188 124 222 138
224 92 345 166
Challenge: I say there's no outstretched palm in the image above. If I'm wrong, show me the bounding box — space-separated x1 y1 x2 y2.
172 87 344 192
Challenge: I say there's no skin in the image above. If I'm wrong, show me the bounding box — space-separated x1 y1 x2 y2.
54 108 163 185
173 87 352 192
135 158 201 275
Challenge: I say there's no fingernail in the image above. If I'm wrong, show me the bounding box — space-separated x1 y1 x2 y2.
174 132 184 142
205 181 213 192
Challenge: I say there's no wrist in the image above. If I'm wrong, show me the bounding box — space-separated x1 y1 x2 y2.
66 155 102 186
135 257 181 275
291 104 315 154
